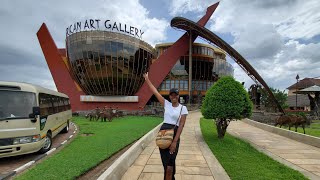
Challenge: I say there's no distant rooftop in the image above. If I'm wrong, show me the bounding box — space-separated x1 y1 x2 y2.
287 78 320 90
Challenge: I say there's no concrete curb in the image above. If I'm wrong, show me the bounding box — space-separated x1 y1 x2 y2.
0 122 77 180
195 125 230 180
97 123 162 180
242 118 320 148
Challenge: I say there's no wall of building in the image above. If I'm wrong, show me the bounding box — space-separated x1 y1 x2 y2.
155 43 234 103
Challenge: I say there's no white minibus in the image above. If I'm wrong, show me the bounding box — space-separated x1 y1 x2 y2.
0 81 72 158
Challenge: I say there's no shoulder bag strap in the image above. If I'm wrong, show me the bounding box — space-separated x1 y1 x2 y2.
174 105 183 128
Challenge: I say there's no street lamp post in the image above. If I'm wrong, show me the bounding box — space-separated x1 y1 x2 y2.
296 74 299 110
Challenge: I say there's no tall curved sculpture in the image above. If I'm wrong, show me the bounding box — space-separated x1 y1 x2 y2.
171 17 284 114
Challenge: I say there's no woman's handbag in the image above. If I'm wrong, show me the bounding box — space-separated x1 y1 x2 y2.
156 106 183 149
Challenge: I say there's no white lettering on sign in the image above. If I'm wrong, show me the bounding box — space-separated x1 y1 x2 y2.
66 19 144 39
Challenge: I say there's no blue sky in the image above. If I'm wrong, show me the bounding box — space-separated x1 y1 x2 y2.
0 0 319 91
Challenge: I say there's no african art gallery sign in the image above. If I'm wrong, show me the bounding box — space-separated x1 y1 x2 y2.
66 19 144 39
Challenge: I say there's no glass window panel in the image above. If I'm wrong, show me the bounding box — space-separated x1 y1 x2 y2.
111 42 117 57
160 82 165 90
105 41 111 56
165 80 170 90
185 81 188 90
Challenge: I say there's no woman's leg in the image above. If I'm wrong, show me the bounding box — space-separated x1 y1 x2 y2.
160 148 175 180
159 124 171 179
159 124 180 180
166 139 180 180
165 166 173 180
160 148 169 180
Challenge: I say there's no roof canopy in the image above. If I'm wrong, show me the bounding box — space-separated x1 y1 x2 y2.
287 78 320 90
295 85 320 94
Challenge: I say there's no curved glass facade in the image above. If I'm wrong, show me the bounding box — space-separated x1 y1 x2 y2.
66 31 155 96
156 43 234 94
213 58 234 77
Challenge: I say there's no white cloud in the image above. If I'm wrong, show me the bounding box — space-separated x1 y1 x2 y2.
168 0 320 91
0 0 168 90
98 0 169 46
169 0 219 16
141 18 169 46
1 0 320 93
234 40 320 90
276 1 320 39
205 0 320 90
232 23 283 60
232 61 254 89
210 0 320 40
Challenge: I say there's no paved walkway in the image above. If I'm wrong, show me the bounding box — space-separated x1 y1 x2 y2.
121 111 229 180
228 121 320 180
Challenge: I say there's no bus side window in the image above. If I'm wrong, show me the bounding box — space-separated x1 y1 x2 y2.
63 98 68 111
39 93 53 116
48 95 54 115
64 98 71 110
59 97 66 111
51 95 59 113
68 99 71 110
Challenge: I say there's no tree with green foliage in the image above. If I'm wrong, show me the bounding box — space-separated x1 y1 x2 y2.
260 87 288 112
201 76 253 138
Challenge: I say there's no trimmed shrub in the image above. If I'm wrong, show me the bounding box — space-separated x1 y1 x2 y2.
201 76 253 138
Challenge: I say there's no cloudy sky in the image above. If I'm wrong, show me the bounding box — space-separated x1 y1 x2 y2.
0 0 319 91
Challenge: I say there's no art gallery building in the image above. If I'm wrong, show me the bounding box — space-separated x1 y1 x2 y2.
37 19 234 111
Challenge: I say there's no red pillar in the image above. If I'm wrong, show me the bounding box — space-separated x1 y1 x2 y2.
135 2 220 105
37 24 84 111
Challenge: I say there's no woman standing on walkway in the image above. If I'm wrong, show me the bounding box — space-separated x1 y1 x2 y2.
143 72 188 180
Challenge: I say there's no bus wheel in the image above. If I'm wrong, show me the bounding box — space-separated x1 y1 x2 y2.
61 121 69 133
39 133 52 153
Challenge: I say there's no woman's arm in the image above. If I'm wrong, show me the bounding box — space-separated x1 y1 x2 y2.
143 72 165 106
169 114 187 154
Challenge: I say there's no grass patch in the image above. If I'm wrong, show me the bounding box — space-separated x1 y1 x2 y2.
16 116 162 180
280 123 320 137
200 118 308 180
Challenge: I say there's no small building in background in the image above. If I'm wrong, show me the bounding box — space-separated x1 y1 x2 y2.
286 78 320 110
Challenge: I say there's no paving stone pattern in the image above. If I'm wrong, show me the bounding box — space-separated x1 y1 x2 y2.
121 111 225 180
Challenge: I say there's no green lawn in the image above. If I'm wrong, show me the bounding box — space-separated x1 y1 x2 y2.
16 116 162 180
280 123 320 137
200 118 308 180
312 120 320 123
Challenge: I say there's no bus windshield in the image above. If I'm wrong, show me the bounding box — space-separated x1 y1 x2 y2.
0 90 37 120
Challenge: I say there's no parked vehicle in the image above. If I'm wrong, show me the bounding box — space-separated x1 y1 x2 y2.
0 81 72 158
